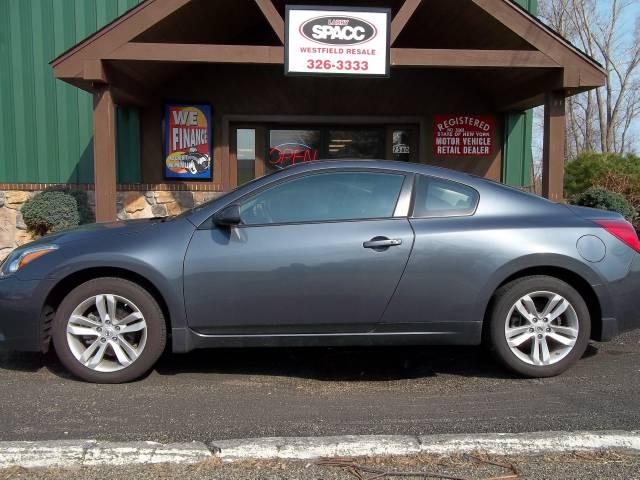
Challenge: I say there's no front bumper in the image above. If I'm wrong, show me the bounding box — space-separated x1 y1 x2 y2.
0 276 53 352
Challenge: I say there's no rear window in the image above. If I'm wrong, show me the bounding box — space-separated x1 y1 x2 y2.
412 175 479 218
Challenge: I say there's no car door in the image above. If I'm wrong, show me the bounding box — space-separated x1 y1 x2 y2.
183 170 415 334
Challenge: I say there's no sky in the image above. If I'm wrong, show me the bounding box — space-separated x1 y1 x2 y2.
532 0 640 164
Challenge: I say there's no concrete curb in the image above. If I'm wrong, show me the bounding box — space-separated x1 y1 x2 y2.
1 431 640 468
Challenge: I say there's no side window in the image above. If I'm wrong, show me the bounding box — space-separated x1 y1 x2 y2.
413 175 478 218
239 172 405 225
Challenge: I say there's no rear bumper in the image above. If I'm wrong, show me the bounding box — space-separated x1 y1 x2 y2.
0 276 52 352
597 254 640 341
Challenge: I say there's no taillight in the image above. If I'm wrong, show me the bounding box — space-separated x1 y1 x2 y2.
592 219 640 253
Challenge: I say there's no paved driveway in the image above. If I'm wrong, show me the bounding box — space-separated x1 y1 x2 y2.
1 330 639 442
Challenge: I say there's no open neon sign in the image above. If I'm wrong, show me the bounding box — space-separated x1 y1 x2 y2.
269 143 319 167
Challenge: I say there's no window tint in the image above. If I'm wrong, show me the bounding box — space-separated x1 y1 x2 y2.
413 175 478 218
240 172 405 225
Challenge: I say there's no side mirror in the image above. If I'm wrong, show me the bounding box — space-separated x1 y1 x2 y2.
214 204 242 226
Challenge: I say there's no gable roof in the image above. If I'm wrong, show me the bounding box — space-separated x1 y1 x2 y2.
51 0 605 98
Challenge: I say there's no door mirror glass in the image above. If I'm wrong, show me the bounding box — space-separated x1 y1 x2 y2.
214 205 242 226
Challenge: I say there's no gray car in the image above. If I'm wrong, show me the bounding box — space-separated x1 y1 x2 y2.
1 160 639 383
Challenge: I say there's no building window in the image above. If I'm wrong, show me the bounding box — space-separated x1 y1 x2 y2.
237 129 256 186
326 129 385 159
392 130 412 162
268 129 321 172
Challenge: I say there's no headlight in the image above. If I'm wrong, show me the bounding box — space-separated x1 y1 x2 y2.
0 245 58 277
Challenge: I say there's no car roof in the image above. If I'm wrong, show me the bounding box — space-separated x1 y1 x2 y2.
279 159 477 184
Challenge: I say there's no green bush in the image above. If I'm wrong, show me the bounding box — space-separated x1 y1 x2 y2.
565 153 640 218
570 187 637 223
21 191 81 236
47 188 95 225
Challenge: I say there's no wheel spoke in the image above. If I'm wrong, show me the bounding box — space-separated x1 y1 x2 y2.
110 341 133 367
116 312 143 327
540 295 563 318
508 332 534 347
86 341 109 369
67 325 99 337
540 337 551 364
70 315 100 328
117 336 139 361
95 295 108 322
547 332 576 347
551 325 578 337
119 321 145 334
531 336 541 365
78 340 100 364
515 295 538 321
547 298 570 322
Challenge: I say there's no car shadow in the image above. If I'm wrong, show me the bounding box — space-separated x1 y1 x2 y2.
0 343 603 383
152 345 520 381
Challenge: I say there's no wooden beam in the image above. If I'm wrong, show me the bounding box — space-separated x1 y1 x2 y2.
390 0 422 45
542 91 566 201
106 44 559 69
254 0 285 44
105 43 285 64
93 87 118 222
82 59 107 83
52 0 193 78
391 49 560 68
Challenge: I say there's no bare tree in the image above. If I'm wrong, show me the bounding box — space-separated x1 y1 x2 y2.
538 0 640 157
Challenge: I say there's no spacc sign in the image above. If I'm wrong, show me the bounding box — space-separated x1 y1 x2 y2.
164 104 212 180
433 115 495 157
285 6 390 77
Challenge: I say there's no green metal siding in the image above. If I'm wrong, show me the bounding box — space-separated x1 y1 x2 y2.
503 0 537 188
0 0 142 185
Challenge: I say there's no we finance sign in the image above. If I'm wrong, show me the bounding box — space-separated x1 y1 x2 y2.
285 6 390 77
164 104 212 180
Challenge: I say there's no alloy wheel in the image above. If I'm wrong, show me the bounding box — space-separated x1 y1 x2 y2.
504 291 579 366
66 294 148 372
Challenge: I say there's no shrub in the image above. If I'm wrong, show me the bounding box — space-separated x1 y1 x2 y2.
49 188 95 225
565 153 640 219
570 187 637 223
21 191 81 236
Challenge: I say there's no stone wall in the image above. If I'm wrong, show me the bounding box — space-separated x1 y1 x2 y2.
0 189 222 261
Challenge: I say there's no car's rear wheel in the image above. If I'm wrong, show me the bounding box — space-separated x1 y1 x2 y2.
52 277 166 383
488 275 590 377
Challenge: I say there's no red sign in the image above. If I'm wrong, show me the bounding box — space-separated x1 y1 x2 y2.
269 143 319 168
433 115 494 157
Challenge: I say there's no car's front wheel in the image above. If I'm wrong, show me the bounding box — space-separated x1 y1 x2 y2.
52 277 166 383
488 275 590 377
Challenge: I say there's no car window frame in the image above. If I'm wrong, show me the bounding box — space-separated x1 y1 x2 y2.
216 168 414 228
410 174 480 219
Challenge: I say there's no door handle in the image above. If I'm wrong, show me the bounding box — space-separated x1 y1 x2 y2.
363 238 402 249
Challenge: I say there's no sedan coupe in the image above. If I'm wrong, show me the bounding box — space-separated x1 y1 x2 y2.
1 160 639 383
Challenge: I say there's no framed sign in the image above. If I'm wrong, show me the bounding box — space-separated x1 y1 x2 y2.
285 5 390 77
433 115 495 157
164 103 213 180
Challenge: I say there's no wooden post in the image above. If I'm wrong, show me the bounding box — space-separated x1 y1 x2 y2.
93 86 118 222
542 91 566 201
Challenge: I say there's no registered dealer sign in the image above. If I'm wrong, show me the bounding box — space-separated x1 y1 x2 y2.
285 6 390 77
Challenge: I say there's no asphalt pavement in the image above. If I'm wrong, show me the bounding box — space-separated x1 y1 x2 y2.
0 330 639 443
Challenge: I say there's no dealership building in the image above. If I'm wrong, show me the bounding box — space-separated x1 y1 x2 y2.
0 0 605 254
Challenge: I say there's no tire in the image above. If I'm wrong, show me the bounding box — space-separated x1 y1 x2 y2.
487 275 590 378
52 277 166 383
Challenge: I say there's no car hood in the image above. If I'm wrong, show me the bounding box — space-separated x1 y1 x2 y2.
26 218 164 247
